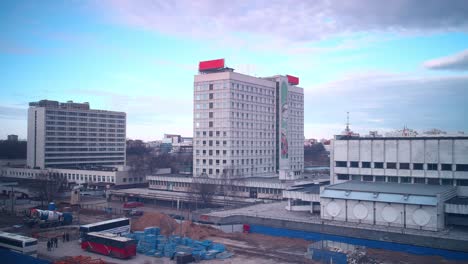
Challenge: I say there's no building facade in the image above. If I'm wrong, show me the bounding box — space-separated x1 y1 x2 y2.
320 181 456 231
193 59 304 179
330 135 468 195
27 100 126 169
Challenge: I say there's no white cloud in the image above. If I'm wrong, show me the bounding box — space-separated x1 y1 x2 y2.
303 71 468 138
423 49 468 71
96 0 468 43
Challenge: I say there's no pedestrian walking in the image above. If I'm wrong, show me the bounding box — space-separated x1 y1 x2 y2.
62 233 66 243
46 240 50 251
54 237 58 248
66 233 69 242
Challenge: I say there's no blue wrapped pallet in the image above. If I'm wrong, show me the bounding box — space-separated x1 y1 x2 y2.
144 227 160 236
134 231 144 241
145 249 157 256
210 243 225 253
201 240 212 247
182 237 193 246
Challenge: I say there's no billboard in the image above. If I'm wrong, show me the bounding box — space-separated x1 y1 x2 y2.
280 80 289 164
286 75 299 85
199 59 225 71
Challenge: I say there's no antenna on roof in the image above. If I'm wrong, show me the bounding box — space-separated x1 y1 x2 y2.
345 112 350 134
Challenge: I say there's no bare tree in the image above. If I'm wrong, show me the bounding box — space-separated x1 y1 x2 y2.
189 173 217 208
31 172 67 207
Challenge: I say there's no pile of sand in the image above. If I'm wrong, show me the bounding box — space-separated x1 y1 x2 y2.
131 212 178 235
132 213 222 239
178 221 222 240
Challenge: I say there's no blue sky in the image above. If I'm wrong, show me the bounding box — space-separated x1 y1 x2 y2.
1 0 468 140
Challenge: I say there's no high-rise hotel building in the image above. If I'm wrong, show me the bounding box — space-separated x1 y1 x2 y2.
193 59 304 180
27 100 126 169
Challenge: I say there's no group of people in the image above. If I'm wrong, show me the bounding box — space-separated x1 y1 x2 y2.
46 232 71 251
46 237 58 251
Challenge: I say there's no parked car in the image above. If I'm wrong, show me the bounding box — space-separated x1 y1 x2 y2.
124 209 144 217
123 201 144 208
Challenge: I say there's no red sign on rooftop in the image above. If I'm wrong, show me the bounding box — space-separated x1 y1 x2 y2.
199 59 225 71
286 75 299 85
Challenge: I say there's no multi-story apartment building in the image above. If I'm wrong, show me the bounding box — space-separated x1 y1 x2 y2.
193 59 304 179
27 100 126 169
330 133 468 195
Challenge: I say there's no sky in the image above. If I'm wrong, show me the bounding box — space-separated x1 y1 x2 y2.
1 0 468 141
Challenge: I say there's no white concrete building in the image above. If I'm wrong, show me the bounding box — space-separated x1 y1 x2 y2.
320 181 456 231
27 100 126 169
0 166 137 186
330 134 468 195
193 59 304 179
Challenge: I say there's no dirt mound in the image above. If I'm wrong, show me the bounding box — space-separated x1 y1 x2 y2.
132 212 178 235
132 213 222 239
179 221 222 240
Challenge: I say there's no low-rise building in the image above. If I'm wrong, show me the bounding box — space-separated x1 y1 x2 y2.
320 181 456 231
0 166 139 186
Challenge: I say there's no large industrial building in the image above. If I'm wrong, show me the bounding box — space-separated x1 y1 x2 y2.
193 59 304 180
330 133 468 196
27 100 126 169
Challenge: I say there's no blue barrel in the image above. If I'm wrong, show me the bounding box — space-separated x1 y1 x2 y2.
48 202 56 211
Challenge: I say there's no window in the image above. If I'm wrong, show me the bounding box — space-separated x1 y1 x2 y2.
386 162 397 169
457 179 468 186
337 174 349 180
427 178 440 185
414 178 425 184
441 164 452 171
351 175 361 181
350 161 359 168
427 163 438 171
442 179 453 185
209 122 213 127
335 161 347 167
209 112 213 118
375 176 385 182
399 163 410 170
363 175 373 181
361 162 371 168
387 176 398 183
456 164 468 171
400 177 411 183
413 163 424 170
374 162 384 169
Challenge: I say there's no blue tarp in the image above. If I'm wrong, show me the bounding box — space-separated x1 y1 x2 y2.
0 248 51 264
249 224 468 261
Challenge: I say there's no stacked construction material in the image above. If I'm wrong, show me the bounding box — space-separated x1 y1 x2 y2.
127 226 232 261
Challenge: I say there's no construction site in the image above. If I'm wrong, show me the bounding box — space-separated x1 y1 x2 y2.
1 194 467 264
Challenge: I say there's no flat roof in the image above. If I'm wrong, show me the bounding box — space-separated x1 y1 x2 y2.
0 231 37 242
88 232 133 242
326 181 454 196
335 136 468 140
288 183 321 194
80 217 129 228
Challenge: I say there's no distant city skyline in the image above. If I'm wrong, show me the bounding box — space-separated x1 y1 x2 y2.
1 1 468 141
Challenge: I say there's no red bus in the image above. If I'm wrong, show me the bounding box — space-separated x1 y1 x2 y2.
81 232 136 259
123 201 144 208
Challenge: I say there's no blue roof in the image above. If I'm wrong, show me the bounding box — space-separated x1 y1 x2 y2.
321 181 456 205
325 181 454 196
